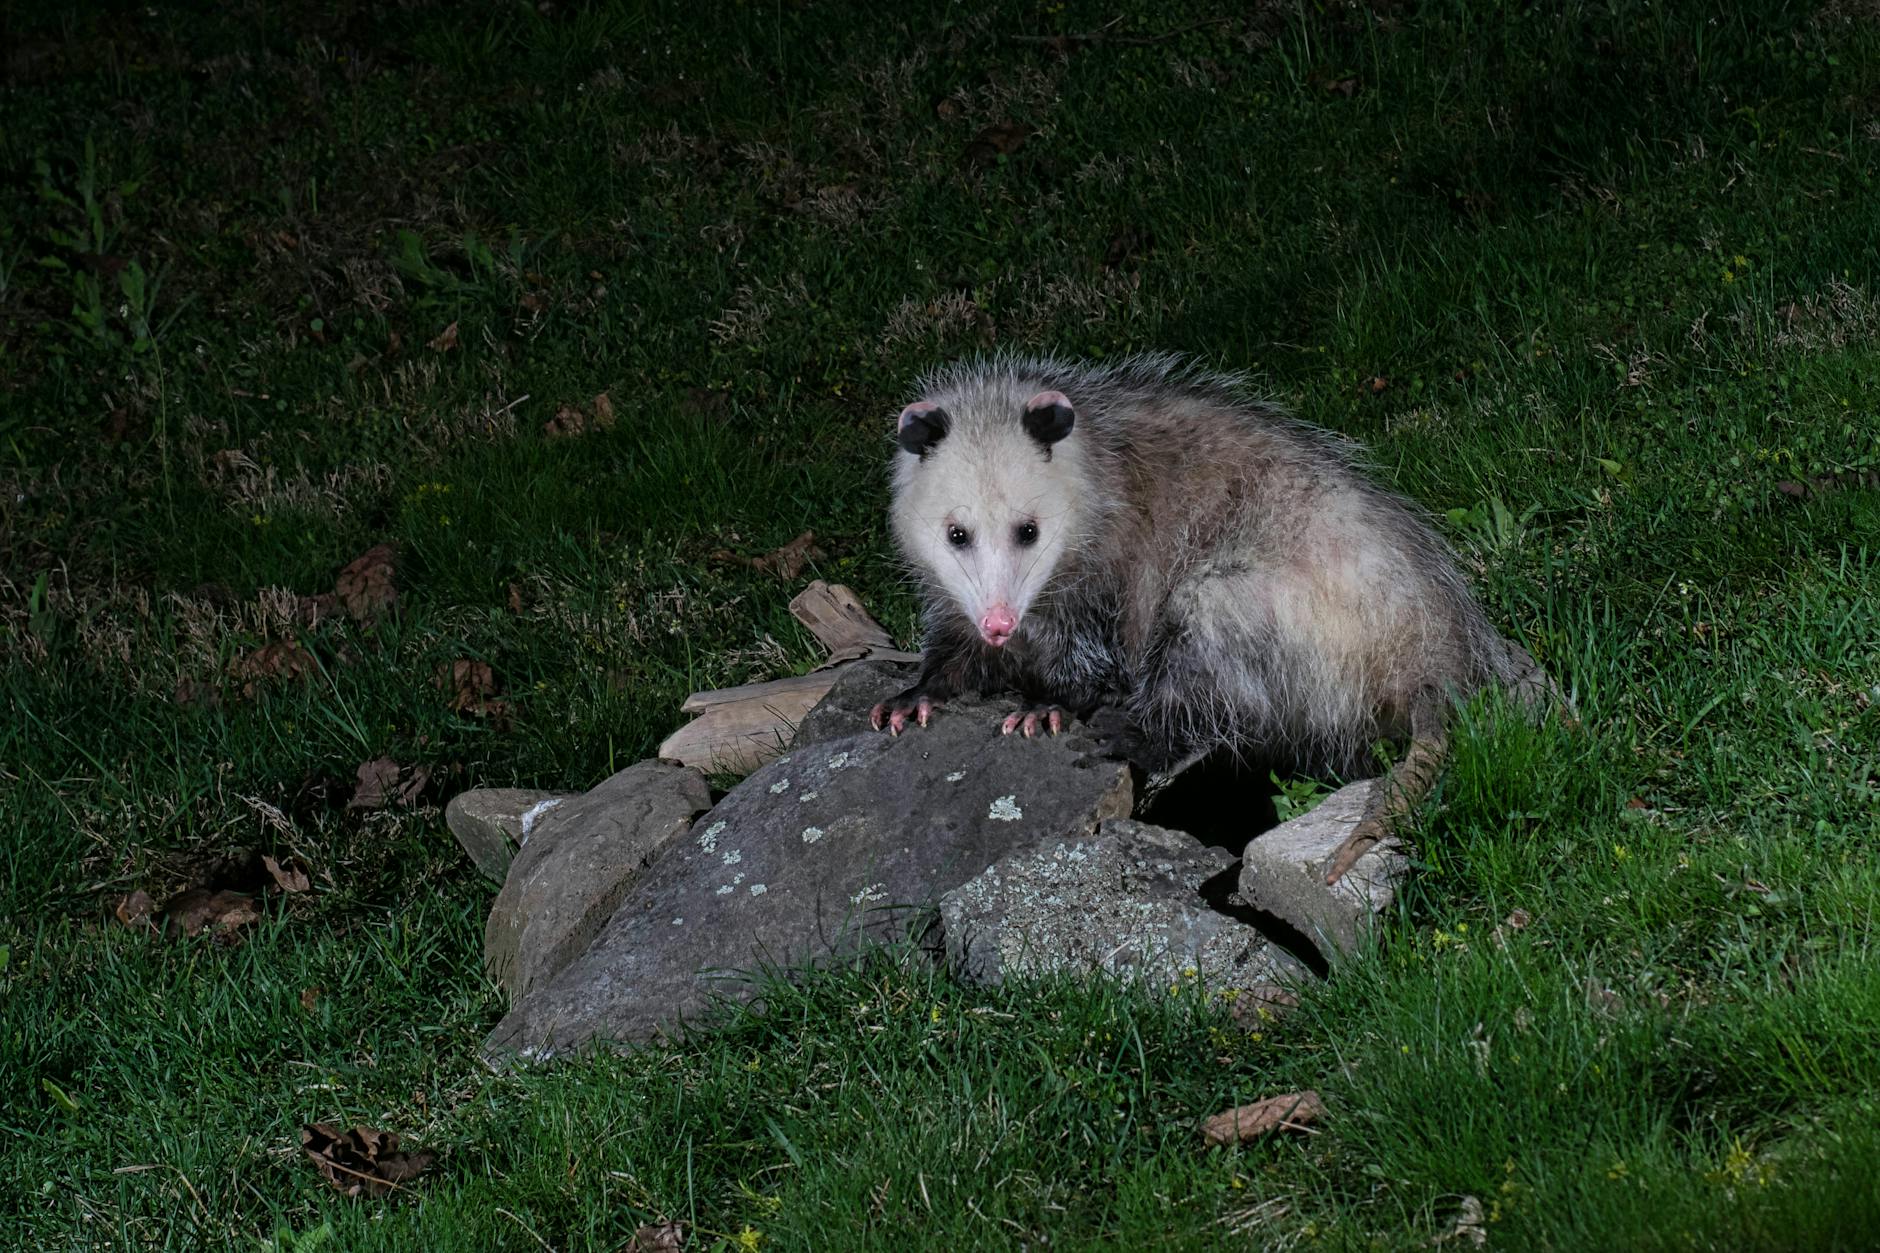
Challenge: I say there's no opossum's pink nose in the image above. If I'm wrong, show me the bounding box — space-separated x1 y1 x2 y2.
979 605 1017 647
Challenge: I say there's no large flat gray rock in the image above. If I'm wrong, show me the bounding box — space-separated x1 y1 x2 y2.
1236 779 1408 960
483 761 712 999
483 705 1132 1061
941 818 1303 994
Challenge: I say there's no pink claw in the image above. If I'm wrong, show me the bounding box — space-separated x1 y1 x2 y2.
868 702 886 731
1048 709 1063 735
888 707 909 735
1000 712 1023 736
916 697 933 727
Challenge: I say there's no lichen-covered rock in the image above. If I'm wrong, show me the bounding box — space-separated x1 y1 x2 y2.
446 786 570 882
940 818 1303 994
483 696 1132 1062
1236 779 1408 960
483 760 712 999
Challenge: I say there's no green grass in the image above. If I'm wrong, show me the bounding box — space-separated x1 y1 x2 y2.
3 0 1878 1247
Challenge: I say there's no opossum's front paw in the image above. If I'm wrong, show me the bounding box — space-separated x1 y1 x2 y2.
869 692 936 735
999 705 1068 737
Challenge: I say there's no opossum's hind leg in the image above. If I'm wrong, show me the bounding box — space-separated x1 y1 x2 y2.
1322 686 1449 885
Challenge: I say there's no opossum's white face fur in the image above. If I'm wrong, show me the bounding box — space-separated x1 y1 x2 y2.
891 385 1083 648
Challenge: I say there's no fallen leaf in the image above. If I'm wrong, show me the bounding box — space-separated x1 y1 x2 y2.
591 391 617 429
1102 226 1153 270
1327 76 1359 97
346 758 432 811
228 641 316 698
263 855 311 894
301 1123 436 1198
428 321 459 352
438 660 509 721
173 677 223 709
335 545 397 622
1625 796 1648 810
683 387 731 422
1432 1195 1487 1247
721 530 824 580
626 1221 687 1252
962 121 1030 167
544 403 591 438
1585 977 1623 1017
1201 1090 1324 1147
1504 907 1531 930
164 888 261 938
348 757 401 811
932 95 963 121
1229 983 1299 1029
1367 375 1389 393
506 583 524 614
300 987 323 1014
115 890 157 928
295 591 342 628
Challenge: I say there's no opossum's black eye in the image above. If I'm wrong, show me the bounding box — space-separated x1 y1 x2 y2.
947 525 971 548
1014 521 1039 547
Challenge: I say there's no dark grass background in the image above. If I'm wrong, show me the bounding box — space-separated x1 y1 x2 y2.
2 1 1878 1248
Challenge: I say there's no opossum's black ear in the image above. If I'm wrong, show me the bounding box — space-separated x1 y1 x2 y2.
1022 390 1075 447
897 401 950 456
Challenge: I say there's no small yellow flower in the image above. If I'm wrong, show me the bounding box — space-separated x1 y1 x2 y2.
1606 1159 1629 1181
734 1226 764 1252
1612 844 1630 862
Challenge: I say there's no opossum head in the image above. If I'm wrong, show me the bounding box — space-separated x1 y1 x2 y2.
891 385 1084 648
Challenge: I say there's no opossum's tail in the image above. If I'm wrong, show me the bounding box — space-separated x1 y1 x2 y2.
1484 632 1568 715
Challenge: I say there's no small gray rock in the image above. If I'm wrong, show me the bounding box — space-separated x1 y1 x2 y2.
483 695 1132 1062
1236 779 1408 960
484 761 711 999
940 818 1303 994
446 787 568 882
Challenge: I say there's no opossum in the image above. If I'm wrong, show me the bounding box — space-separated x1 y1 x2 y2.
868 354 1556 882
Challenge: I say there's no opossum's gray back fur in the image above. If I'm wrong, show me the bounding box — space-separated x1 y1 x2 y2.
898 353 1550 774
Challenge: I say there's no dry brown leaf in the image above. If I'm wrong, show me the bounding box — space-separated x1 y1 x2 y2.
734 530 823 579
437 660 509 721
544 403 590 438
427 321 459 352
348 756 402 810
1367 375 1389 393
962 121 1030 167
335 545 397 622
506 583 524 614
173 678 223 709
164 888 261 938
301 1123 436 1198
1504 908 1532 930
591 391 617 429
115 889 156 928
1200 1090 1324 1147
229 641 315 698
262 855 311 893
626 1221 687 1252
1229 983 1300 1030
300 986 323 1015
1103 226 1152 270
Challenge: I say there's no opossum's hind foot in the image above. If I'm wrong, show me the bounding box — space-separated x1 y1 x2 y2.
1323 726 1450 885
869 690 937 735
1325 688 1450 885
999 705 1067 738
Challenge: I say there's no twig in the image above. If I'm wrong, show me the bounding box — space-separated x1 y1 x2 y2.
1011 15 1234 51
